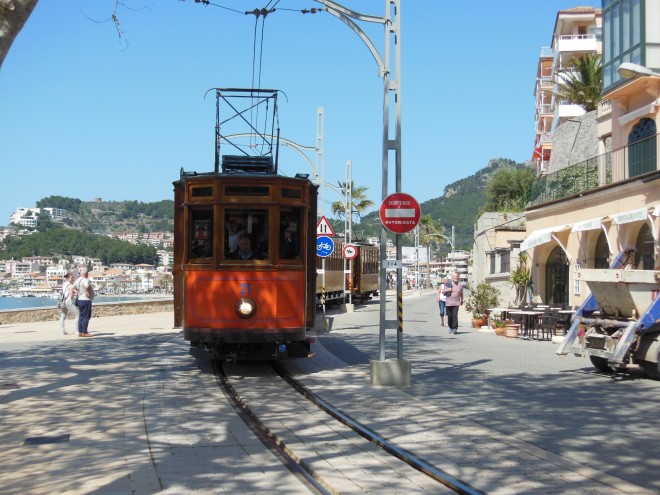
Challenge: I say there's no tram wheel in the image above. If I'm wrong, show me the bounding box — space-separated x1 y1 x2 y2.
589 355 613 373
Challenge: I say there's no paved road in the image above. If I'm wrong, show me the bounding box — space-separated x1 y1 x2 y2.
1 293 659 494
320 290 660 493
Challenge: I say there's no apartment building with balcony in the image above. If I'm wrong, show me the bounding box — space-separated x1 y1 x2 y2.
522 0 659 310
533 7 603 174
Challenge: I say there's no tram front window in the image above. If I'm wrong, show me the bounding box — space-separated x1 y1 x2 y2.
225 209 269 261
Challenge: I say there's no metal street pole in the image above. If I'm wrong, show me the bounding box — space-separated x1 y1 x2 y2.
315 0 405 384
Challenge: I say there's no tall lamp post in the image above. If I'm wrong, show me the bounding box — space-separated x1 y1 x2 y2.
315 0 405 386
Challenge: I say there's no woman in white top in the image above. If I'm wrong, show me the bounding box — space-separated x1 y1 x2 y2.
59 273 78 335
436 277 448 326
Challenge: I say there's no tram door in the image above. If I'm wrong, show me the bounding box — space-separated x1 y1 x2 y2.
545 246 569 308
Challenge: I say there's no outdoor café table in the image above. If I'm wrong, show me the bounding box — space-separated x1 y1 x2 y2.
508 310 544 339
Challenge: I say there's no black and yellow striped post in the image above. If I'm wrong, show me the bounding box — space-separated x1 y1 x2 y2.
397 290 403 358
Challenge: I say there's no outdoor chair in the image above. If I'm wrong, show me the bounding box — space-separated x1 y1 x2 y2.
537 308 559 340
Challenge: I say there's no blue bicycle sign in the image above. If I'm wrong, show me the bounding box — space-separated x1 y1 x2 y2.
316 236 335 257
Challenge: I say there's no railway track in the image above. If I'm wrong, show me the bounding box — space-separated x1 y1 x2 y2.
217 360 482 495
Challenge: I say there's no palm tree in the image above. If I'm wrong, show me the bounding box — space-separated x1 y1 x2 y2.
417 215 445 289
330 181 375 220
554 53 603 112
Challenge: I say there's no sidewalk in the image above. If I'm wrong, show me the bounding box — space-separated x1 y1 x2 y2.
0 300 656 494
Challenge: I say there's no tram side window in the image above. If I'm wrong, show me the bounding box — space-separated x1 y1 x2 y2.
190 210 213 260
279 207 303 260
225 209 269 261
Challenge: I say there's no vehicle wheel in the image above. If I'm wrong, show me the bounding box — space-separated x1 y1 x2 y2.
641 361 660 380
589 355 613 373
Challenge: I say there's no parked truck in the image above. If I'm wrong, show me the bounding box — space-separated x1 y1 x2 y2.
557 249 660 378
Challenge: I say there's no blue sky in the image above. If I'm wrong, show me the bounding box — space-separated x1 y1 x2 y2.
0 0 599 225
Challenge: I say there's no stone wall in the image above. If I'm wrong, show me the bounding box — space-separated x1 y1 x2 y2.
0 299 174 325
548 110 599 173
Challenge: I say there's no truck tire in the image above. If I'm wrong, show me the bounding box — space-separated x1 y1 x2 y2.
641 361 660 380
589 355 613 373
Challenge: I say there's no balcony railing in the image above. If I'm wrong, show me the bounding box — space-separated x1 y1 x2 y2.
530 132 659 206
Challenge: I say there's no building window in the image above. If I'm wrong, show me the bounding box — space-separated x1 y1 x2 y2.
500 251 510 273
603 0 642 91
489 253 495 274
628 119 657 177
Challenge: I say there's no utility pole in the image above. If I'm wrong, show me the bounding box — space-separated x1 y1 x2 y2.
315 0 406 386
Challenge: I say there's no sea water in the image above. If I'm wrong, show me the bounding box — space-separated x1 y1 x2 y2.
0 296 159 311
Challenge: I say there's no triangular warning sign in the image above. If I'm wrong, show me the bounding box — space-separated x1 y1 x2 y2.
316 215 335 236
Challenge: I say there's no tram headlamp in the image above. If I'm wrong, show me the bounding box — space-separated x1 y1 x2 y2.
235 297 257 319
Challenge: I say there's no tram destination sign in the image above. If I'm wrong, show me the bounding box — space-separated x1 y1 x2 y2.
379 192 421 234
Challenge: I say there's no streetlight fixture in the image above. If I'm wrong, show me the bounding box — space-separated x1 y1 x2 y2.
618 62 655 79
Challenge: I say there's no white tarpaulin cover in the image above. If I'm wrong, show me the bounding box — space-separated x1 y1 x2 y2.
520 224 571 251
612 207 648 225
571 217 602 232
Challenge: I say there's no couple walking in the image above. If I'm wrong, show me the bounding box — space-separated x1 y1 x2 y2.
59 267 94 337
437 271 464 335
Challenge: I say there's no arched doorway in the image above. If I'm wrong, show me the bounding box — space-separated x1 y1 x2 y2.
594 231 610 268
634 223 655 270
628 118 657 177
545 246 569 307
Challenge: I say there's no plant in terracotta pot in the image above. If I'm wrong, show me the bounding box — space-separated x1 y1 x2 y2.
494 319 506 336
504 319 520 338
465 283 501 329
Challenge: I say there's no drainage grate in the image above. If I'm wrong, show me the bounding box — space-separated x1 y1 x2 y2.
24 434 70 445
0 383 20 390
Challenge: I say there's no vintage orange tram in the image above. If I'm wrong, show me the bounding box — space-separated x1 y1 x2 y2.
172 88 319 361
173 155 318 361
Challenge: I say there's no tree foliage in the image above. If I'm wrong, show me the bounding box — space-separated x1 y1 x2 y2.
330 181 375 219
0 227 158 265
482 167 535 213
554 53 603 112
36 195 83 214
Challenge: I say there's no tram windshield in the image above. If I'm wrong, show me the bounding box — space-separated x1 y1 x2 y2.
225 209 269 261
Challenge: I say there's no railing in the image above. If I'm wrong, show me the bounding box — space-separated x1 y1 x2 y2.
530 133 658 206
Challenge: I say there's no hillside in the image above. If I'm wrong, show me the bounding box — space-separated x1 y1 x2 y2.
355 158 527 251
35 196 174 235
13 157 526 253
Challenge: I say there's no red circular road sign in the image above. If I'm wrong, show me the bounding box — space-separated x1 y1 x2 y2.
342 243 358 259
379 192 421 234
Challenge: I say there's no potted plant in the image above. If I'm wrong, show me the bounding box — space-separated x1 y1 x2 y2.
510 252 532 307
465 282 501 328
504 318 520 339
494 319 506 336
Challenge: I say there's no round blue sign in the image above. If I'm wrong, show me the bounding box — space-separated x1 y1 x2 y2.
316 236 335 257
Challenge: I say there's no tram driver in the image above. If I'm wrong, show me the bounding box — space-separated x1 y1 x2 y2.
231 235 261 261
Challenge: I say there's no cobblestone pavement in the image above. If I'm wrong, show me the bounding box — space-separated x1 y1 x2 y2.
317 290 660 493
1 294 659 494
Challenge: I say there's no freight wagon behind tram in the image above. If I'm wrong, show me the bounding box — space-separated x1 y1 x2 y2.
172 88 318 362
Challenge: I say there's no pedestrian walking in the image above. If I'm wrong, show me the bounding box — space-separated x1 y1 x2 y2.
442 271 464 335
73 267 95 337
437 277 448 326
58 272 78 335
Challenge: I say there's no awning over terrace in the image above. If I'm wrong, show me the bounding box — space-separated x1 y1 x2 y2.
520 224 572 260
